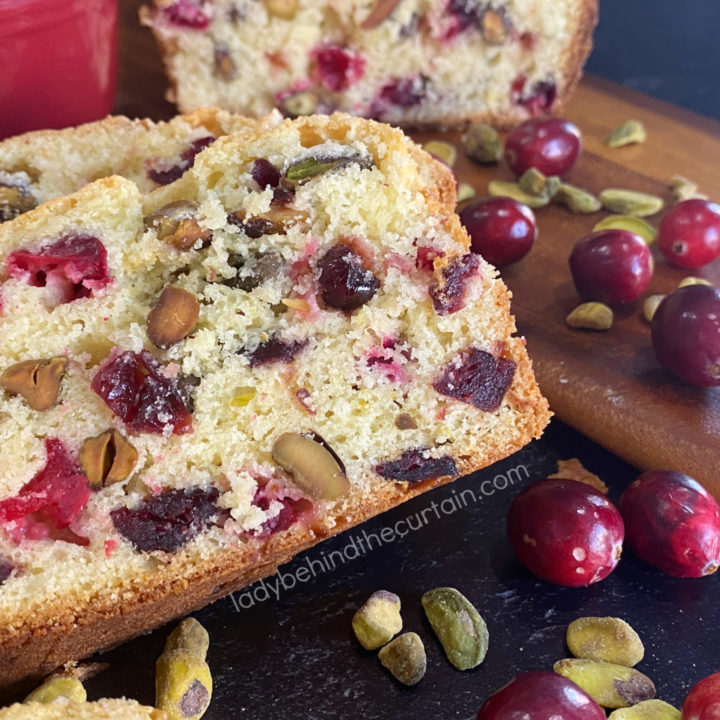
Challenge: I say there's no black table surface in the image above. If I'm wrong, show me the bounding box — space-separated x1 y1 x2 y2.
82 420 718 716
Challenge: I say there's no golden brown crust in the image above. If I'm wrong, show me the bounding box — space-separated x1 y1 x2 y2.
0 113 550 696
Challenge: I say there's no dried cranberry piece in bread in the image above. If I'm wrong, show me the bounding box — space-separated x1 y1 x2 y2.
111 486 220 553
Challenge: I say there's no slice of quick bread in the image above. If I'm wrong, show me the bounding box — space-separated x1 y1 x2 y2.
0 700 165 720
0 108 276 223
141 0 597 127
0 114 550 691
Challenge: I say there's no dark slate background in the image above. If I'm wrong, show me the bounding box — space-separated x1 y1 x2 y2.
588 0 720 121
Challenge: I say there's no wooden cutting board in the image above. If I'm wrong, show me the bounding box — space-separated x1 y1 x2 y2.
115 3 720 495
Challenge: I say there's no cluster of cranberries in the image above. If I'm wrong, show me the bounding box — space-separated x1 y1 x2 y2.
459 113 720 389
507 469 720 588
477 669 720 718
461 116 581 267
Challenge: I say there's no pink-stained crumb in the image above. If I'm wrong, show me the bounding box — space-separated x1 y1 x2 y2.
303 236 320 258
104 539 117 558
415 244 444 272
365 337 414 384
436 405 447 421
250 475 315 537
295 387 317 415
294 289 322 322
162 362 180 379
384 252 415 274
344 235 378 271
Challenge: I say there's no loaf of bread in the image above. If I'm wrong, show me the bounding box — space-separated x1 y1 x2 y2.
0 700 165 720
0 114 549 692
142 0 597 127
0 107 274 223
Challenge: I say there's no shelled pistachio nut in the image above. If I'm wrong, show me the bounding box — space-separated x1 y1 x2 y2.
593 215 657 244
156 649 212 720
378 632 426 686
642 294 666 323
555 183 602 214
423 140 457 167
518 168 560 199
566 617 644 667
421 587 488 670
488 180 550 208
605 120 647 148
607 699 680 720
678 276 712 288
599 189 664 217
456 183 476 203
670 175 708 203
25 677 87 704
164 618 210 659
462 122 502 164
553 658 655 708
281 91 318 118
352 590 402 650
566 303 613 331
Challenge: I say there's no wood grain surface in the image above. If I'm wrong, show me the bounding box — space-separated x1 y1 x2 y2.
115 1 720 495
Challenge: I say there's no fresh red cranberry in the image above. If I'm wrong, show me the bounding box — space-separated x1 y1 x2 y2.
0 438 91 545
148 136 215 185
569 229 653 305
430 252 480 314
312 44 365 92
317 243 379 311
658 199 720 269
251 158 281 190
244 335 308 367
477 671 605 720
504 116 581 177
682 672 720 720
111 486 219 553
378 75 428 107
375 448 457 483
162 0 211 29
651 285 720 386
461 197 537 267
433 347 516 412
507 479 624 586
7 234 111 303
619 470 720 577
510 77 557 115
91 351 193 435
